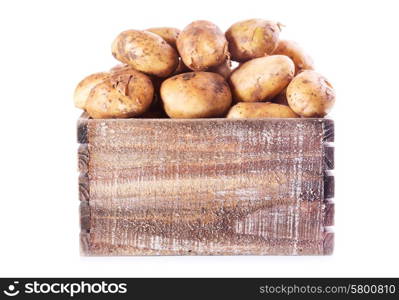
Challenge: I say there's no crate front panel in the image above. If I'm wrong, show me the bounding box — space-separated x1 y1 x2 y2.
78 117 334 255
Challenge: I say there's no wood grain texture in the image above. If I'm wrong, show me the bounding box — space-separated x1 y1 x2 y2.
77 114 334 256
324 175 335 199
77 113 89 144
324 146 334 170
324 201 335 227
78 173 89 202
78 144 89 174
322 119 334 143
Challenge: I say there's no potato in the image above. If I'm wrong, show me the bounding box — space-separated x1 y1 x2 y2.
146 27 180 49
207 61 232 79
144 28 189 76
227 102 298 118
226 19 282 62
85 69 154 118
273 87 288 106
172 58 191 75
73 72 109 109
160 72 232 118
109 64 132 73
273 40 314 74
286 70 335 117
112 30 178 77
229 55 295 102
177 20 229 71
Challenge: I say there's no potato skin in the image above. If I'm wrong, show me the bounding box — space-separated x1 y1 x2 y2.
85 69 154 119
273 87 288 106
273 40 314 74
172 58 191 75
207 61 232 79
109 63 132 73
112 30 178 77
160 72 232 118
73 72 109 109
287 70 335 117
227 102 298 118
177 21 229 71
226 19 281 62
230 55 295 102
146 27 180 49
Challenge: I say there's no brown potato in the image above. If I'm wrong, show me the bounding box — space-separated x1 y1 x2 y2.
287 70 335 117
73 72 109 109
229 55 295 102
226 19 282 62
207 61 232 79
177 20 229 71
172 58 191 75
227 102 298 118
111 64 167 107
109 64 132 73
85 69 154 119
146 27 180 49
273 40 314 74
161 72 232 118
112 30 178 77
273 87 288 106
143 28 189 76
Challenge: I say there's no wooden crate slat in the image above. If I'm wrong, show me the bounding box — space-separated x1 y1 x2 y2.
323 230 334 255
324 201 335 227
322 119 334 143
78 144 89 174
79 201 90 232
77 113 89 144
323 145 334 170
324 174 335 199
78 173 90 202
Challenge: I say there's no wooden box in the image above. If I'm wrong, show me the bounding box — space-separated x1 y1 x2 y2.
78 113 334 256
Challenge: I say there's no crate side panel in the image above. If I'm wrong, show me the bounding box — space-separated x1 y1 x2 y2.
83 119 328 255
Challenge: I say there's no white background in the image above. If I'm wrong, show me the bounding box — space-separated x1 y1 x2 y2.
0 0 398 277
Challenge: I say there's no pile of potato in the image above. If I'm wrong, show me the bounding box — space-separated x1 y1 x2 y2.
74 19 335 119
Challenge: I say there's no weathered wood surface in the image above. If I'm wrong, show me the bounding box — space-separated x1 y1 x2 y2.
78 114 334 256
